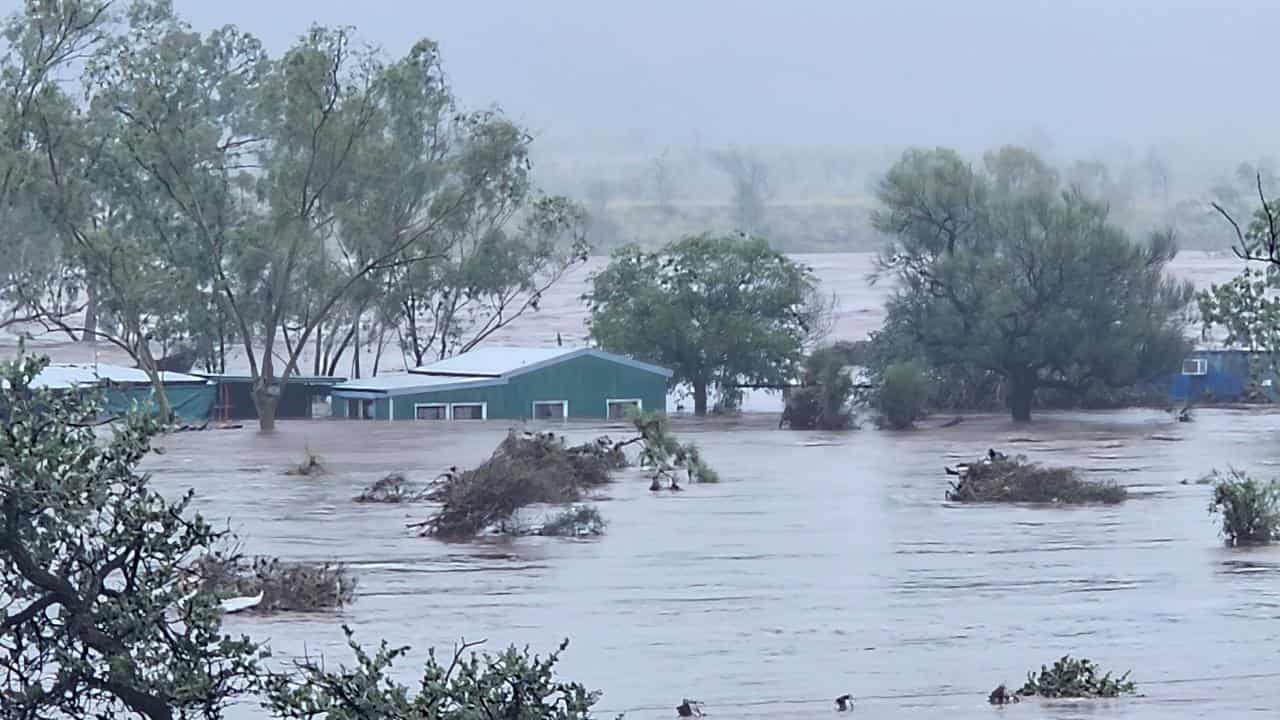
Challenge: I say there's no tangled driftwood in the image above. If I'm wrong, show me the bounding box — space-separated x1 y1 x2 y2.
187 554 355 613
945 452 1126 504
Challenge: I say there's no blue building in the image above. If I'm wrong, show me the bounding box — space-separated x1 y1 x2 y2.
1167 349 1279 404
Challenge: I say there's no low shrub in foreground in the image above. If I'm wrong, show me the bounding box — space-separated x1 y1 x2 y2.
1209 468 1280 545
265 631 601 719
1018 655 1136 698
946 456 1127 504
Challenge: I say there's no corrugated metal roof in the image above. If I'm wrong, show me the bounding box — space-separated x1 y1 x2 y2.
411 346 581 377
410 346 673 379
331 372 504 397
22 363 208 390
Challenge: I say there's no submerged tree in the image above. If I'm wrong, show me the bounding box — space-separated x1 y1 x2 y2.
587 233 819 415
873 146 1193 421
0 355 263 718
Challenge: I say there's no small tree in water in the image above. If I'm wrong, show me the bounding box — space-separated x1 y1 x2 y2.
876 362 929 429
0 355 263 718
1209 468 1280 545
782 343 857 430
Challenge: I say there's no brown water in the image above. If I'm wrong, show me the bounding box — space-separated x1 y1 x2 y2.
22 251 1280 717
149 408 1280 720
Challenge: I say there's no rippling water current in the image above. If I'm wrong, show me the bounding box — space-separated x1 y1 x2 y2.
134 252 1279 718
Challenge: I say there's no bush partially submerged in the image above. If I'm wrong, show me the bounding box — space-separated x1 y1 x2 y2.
285 447 327 477
265 631 600 720
540 505 607 537
1209 468 1280 545
1018 656 1136 698
421 431 623 539
877 361 928 429
354 472 424 503
631 412 719 484
189 554 355 613
946 455 1127 504
782 344 857 430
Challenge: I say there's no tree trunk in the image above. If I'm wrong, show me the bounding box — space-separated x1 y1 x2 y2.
254 354 278 432
693 380 708 416
134 338 173 424
1008 369 1036 422
81 284 97 343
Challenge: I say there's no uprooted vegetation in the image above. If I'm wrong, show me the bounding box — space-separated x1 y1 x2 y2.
354 472 427 503
414 413 713 539
539 505 607 537
1208 468 1280 545
945 453 1127 504
285 447 328 477
1017 655 1137 698
187 554 356 613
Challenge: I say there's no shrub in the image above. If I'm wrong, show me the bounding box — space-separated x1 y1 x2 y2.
354 472 424 503
1209 468 1280 545
877 362 928 429
265 631 601 719
782 344 856 430
946 455 1127 504
1018 656 1136 698
190 554 356 613
540 505 607 537
423 431 623 538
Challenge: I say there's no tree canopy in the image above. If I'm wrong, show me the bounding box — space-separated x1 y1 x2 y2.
872 146 1194 421
0 0 586 430
585 233 819 415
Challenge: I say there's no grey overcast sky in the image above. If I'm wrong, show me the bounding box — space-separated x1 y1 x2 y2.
10 1 1278 153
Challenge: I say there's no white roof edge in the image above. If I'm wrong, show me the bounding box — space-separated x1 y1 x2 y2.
502 347 674 380
332 376 507 398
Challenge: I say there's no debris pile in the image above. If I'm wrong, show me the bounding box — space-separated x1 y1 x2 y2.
945 450 1126 504
354 472 425 503
188 554 355 613
420 431 623 539
539 505 607 537
1017 656 1136 698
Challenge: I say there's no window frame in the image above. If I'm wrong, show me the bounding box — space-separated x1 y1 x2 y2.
531 400 569 420
1181 358 1208 376
413 403 448 420
448 402 488 420
605 398 643 420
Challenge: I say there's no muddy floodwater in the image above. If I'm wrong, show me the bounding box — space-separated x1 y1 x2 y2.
147 408 1280 719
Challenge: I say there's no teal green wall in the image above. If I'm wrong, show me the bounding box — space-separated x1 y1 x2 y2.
330 396 390 420
379 355 667 420
104 384 216 423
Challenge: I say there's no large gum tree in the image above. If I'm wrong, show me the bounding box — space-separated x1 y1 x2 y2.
873 146 1193 421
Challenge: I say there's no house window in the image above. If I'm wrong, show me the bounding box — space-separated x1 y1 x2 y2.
415 404 447 420
606 399 642 419
1181 358 1208 376
450 402 486 420
532 401 568 419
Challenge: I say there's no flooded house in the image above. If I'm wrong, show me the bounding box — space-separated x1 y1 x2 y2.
196 373 347 421
21 363 216 422
1167 348 1279 403
329 346 671 421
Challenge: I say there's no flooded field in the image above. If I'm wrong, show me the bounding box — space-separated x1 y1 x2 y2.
148 408 1280 719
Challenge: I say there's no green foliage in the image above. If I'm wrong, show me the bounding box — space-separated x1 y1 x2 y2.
265 630 602 720
946 455 1127 504
1208 468 1280 545
0 354 264 718
424 431 620 539
1018 656 1136 698
872 146 1194 421
877 362 928 429
782 343 857 430
540 505 607 537
586 233 819 415
632 411 720 483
